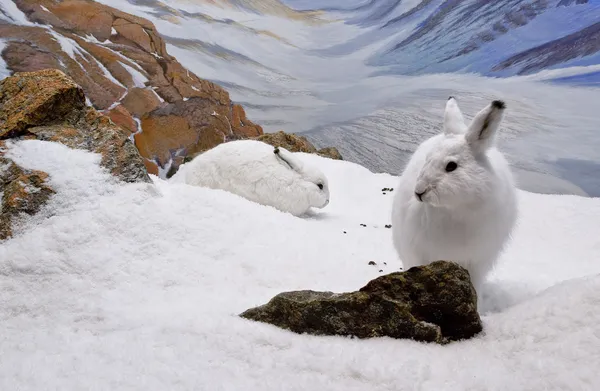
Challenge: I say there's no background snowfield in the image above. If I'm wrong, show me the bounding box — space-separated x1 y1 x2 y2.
1 140 599 390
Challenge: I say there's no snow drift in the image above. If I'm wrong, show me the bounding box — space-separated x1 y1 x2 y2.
0 139 599 390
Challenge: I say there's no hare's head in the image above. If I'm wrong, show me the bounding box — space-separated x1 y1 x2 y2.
274 147 330 209
414 97 506 208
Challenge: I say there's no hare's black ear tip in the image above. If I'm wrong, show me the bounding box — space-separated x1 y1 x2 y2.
273 146 280 154
492 100 506 110
448 96 456 101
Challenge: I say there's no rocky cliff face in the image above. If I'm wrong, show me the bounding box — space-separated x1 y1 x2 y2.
1 0 264 176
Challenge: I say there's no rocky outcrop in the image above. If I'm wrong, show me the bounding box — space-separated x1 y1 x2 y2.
0 68 85 139
256 131 343 160
0 69 149 183
241 261 482 344
0 142 55 240
1 0 264 176
0 69 151 239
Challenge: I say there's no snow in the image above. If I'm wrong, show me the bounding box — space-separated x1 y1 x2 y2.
0 39 11 80
1 138 599 390
150 88 165 103
118 61 149 88
0 0 34 26
89 54 127 89
40 5 50 13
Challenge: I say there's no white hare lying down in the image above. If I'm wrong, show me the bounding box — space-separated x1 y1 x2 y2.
172 140 330 216
391 97 518 294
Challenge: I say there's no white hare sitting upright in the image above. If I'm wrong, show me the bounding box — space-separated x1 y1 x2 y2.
391 97 518 294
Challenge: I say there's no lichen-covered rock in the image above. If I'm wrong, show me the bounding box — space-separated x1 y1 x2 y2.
28 109 149 183
317 147 343 160
255 131 318 154
0 151 55 240
0 69 85 138
240 261 482 343
255 131 343 160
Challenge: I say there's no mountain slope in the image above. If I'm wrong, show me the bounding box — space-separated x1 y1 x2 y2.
0 0 263 176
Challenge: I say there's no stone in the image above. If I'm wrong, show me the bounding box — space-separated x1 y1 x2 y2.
105 105 137 134
0 152 55 240
135 98 230 166
317 147 343 160
240 261 482 344
255 131 318 154
0 69 85 138
121 87 162 117
255 131 343 160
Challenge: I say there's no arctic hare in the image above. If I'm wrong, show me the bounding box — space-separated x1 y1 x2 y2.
172 140 330 216
391 97 518 294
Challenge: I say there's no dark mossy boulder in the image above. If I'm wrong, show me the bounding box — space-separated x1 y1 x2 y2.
240 261 482 344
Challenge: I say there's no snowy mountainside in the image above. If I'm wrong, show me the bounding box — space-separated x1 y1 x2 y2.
1 138 599 390
290 0 600 82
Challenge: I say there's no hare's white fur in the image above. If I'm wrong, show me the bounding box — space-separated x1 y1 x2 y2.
172 140 330 216
391 98 518 294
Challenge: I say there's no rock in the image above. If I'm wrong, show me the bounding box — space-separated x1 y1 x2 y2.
142 158 159 176
255 131 343 160
0 69 85 138
135 97 232 166
105 105 137 134
317 147 343 160
231 104 263 138
0 69 150 184
121 87 162 117
255 131 318 154
240 261 482 343
0 147 55 240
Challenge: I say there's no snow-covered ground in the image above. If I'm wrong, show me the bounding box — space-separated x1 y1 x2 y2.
1 139 599 390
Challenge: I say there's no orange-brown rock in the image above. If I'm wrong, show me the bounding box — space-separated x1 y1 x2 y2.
143 158 159 176
0 152 55 240
113 18 153 53
105 105 137 134
231 104 263 137
121 87 162 118
135 98 230 166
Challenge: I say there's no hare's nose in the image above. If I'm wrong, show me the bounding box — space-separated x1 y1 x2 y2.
415 190 427 202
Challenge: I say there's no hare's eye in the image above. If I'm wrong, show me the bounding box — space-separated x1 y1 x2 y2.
317 183 324 190
445 162 458 172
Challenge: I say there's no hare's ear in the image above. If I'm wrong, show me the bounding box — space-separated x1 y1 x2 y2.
444 96 467 135
466 100 505 154
274 146 299 172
